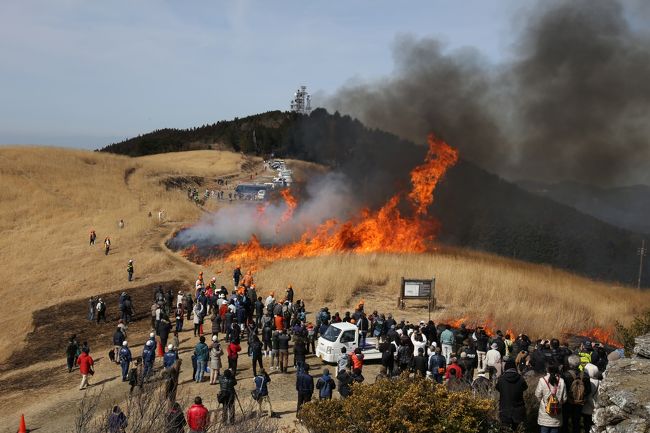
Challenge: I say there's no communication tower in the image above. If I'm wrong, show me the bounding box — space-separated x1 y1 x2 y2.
290 86 312 114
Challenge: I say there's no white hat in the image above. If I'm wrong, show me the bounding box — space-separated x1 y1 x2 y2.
149 332 155 338
212 335 218 342
129 259 133 263
122 341 128 346
167 344 173 350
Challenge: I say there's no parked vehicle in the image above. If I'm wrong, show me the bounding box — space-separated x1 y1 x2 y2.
316 322 382 363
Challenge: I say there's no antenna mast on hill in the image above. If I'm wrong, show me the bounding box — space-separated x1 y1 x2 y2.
290 86 312 114
638 239 646 289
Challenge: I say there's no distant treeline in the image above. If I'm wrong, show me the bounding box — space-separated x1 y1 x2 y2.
101 109 649 288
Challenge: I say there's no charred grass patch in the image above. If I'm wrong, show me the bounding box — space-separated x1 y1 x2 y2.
0 280 185 374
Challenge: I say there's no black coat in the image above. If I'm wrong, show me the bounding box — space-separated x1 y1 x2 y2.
165 409 186 433
495 369 528 424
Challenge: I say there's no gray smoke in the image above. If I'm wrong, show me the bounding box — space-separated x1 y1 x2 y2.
174 172 355 246
325 0 650 186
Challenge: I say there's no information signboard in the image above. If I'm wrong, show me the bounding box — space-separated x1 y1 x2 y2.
398 277 436 319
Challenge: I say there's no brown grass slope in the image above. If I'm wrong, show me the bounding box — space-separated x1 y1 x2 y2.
0 146 648 369
0 147 243 364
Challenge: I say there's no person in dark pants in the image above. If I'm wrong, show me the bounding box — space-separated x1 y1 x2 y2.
219 369 238 425
293 337 307 372
496 359 528 431
127 260 134 281
66 335 79 373
227 340 241 376
316 368 336 400
250 335 264 377
296 364 314 413
96 298 107 323
562 355 591 433
119 341 132 381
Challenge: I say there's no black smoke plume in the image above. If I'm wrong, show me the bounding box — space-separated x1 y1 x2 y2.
326 0 650 186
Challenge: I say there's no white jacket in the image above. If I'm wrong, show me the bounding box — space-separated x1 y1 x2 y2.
535 374 567 427
411 334 428 357
582 363 600 415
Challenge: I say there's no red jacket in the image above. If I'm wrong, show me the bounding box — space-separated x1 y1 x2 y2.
274 315 284 331
186 403 209 431
77 352 94 375
227 343 241 360
445 363 462 380
351 352 364 371
219 303 228 319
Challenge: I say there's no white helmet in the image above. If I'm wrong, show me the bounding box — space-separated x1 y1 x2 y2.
122 341 128 346
212 335 218 342
167 344 173 351
149 332 155 338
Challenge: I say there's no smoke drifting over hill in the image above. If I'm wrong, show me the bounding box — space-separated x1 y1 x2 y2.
326 0 650 187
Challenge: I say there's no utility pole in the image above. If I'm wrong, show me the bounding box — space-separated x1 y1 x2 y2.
637 239 646 289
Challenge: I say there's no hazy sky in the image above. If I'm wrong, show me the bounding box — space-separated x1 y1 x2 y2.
0 0 538 149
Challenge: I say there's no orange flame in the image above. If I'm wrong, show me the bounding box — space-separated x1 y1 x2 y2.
214 134 458 264
578 327 621 347
276 188 298 233
409 134 459 215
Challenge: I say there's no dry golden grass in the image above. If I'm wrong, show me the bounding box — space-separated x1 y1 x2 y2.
0 147 252 362
1 145 647 365
252 249 650 339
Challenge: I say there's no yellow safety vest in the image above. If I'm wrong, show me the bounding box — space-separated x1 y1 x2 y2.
578 351 591 371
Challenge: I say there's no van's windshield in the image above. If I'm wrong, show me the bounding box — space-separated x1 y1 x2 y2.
321 325 342 342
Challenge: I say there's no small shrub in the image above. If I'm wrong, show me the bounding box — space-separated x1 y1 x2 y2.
615 309 650 356
299 375 499 433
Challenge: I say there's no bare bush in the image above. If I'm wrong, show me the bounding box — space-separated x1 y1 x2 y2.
70 381 283 433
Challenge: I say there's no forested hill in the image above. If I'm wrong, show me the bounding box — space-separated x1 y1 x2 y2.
101 109 649 287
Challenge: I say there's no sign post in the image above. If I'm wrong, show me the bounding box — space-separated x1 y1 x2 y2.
398 277 436 321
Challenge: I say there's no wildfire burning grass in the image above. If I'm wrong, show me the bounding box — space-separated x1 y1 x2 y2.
213 134 458 264
249 251 650 346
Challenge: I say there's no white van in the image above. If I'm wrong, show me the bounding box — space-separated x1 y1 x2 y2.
315 322 382 363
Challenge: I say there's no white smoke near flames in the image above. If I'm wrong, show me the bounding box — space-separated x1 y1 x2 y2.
173 172 355 247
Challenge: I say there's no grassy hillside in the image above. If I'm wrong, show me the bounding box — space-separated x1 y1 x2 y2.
101 109 650 287
0 147 247 363
0 146 648 433
253 251 650 340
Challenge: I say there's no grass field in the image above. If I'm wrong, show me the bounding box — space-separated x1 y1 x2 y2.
252 250 650 341
1 146 650 432
0 146 648 367
0 147 243 363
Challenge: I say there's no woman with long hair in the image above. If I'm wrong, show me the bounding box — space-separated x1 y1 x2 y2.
535 365 567 433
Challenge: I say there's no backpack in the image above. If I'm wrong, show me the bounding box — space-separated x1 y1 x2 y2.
96 301 105 312
319 378 332 398
568 371 586 405
543 378 561 416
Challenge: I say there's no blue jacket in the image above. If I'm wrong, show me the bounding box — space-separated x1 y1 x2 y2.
143 345 155 364
316 373 336 398
163 351 177 368
254 374 271 396
296 372 314 394
194 342 209 362
119 346 132 363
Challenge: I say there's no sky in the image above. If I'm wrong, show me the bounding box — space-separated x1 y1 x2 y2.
0 0 533 149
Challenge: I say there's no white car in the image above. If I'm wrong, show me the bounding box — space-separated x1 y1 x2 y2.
316 322 383 363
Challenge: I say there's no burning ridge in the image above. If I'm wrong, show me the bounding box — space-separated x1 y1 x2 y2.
179 134 458 265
